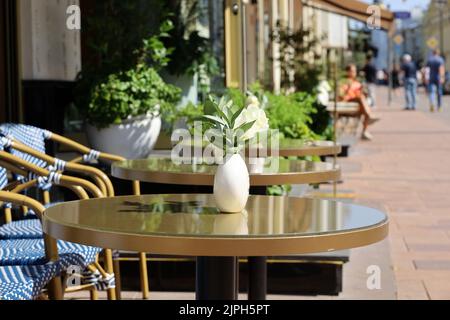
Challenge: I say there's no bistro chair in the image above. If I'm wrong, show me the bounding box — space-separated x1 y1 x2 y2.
0 123 149 299
0 190 62 300
0 137 117 298
0 151 116 299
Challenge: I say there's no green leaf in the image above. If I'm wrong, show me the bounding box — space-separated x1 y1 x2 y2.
201 115 227 127
230 106 245 128
212 100 230 127
235 120 256 137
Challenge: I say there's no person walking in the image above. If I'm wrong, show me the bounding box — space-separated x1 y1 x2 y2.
391 64 401 97
401 54 418 111
426 49 446 112
362 55 378 108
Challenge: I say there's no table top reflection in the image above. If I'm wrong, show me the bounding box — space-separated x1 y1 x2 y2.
43 194 388 257
111 157 341 186
270 139 341 157
178 139 341 157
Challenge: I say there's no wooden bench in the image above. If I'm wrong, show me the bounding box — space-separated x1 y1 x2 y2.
327 102 361 157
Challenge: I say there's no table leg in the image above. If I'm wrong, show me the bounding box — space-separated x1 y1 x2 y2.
196 257 237 300
248 257 267 300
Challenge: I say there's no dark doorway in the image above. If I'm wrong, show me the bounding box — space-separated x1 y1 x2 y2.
0 0 21 123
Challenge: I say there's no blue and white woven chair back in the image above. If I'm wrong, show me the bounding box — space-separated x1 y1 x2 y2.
0 138 10 190
0 123 50 169
0 165 8 191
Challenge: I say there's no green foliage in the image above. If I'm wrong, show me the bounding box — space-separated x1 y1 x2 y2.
79 0 168 79
87 66 181 129
172 102 204 124
266 185 292 196
224 88 246 109
75 2 177 127
271 23 324 93
164 1 216 75
176 85 330 142
75 0 219 128
137 20 175 71
309 101 332 137
163 0 219 97
265 92 318 140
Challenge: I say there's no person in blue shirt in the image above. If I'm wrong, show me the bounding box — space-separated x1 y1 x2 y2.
426 49 446 112
401 54 418 110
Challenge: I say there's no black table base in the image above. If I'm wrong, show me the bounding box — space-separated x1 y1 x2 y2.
196 257 238 300
195 256 267 300
248 257 267 300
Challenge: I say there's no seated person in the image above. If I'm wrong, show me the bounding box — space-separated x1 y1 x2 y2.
339 64 380 140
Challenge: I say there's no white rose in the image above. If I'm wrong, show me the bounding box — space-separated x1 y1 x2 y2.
246 95 260 108
234 104 269 141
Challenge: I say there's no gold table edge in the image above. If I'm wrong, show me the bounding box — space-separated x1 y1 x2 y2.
42 214 388 257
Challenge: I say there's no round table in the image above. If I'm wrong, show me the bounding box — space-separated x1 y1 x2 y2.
177 139 342 157
111 157 341 300
43 194 388 300
111 157 341 186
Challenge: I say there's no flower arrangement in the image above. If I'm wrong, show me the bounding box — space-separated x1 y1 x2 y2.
200 95 269 156
197 94 269 213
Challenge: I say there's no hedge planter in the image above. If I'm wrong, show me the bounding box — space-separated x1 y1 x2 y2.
86 114 161 159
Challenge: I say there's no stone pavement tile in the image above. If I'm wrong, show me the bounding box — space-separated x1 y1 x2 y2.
396 270 450 279
402 230 450 244
391 257 416 272
388 237 409 254
385 204 428 214
394 251 450 262
423 279 450 300
328 88 450 299
406 243 450 252
414 260 450 271
394 216 442 228
396 280 429 300
427 208 450 217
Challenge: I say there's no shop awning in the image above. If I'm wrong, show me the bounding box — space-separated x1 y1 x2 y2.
308 0 395 31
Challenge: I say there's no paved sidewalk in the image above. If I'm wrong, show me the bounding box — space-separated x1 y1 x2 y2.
338 86 450 299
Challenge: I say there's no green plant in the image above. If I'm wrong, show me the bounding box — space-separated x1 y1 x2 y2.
199 96 269 154
267 185 292 196
163 0 219 96
87 65 181 129
137 19 175 71
265 92 318 140
271 22 324 93
75 10 176 121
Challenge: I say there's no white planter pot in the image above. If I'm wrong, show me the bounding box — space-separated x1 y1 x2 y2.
214 154 250 213
86 114 161 159
245 157 266 174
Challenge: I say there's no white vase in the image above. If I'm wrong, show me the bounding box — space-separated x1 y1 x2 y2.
86 113 161 159
214 154 250 213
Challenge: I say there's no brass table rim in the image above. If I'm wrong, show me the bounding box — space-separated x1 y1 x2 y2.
111 160 341 186
43 195 388 257
181 140 343 157
250 142 342 157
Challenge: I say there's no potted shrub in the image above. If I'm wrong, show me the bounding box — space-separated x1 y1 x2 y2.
85 65 181 159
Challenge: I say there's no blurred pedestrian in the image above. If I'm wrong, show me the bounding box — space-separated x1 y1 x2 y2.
426 49 446 112
391 64 401 96
401 54 418 110
362 55 378 108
